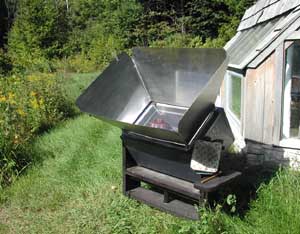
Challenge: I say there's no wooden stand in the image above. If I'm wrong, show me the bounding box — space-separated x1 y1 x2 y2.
122 144 242 220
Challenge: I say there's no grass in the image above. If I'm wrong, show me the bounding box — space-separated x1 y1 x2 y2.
1 72 300 233
62 73 100 104
220 170 300 234
0 115 199 234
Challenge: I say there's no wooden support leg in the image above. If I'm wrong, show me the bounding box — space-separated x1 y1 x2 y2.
122 143 140 195
163 191 173 203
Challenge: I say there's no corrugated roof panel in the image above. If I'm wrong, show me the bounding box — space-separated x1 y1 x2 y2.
269 0 280 4
238 0 300 31
257 1 281 22
238 11 262 31
248 14 300 68
228 17 282 69
227 7 300 70
242 5 255 21
224 32 241 51
255 0 268 14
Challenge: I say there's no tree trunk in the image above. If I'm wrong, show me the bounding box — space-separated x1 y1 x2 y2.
66 0 69 12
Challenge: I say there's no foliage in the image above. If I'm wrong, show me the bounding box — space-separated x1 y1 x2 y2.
61 0 141 72
134 0 254 46
149 33 198 48
0 49 12 76
64 24 124 73
0 73 74 187
223 169 300 234
8 0 69 72
6 0 254 73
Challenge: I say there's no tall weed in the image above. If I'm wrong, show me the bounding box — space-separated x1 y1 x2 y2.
0 73 73 188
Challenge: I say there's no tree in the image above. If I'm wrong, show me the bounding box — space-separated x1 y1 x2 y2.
135 0 255 46
4 0 17 30
8 0 70 71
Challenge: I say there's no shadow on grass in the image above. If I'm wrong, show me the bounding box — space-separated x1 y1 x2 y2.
209 153 281 217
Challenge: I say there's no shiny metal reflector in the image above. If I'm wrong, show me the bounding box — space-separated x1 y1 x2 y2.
76 48 228 144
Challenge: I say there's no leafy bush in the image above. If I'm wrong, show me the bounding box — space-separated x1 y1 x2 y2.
7 0 69 72
149 33 196 48
55 24 124 73
87 33 123 69
58 54 97 74
0 49 12 76
0 73 73 188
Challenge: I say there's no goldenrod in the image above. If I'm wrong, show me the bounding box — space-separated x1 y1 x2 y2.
0 95 6 102
17 108 26 117
30 98 39 109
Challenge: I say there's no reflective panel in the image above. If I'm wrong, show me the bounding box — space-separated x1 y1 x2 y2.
76 52 151 125
135 103 187 132
76 48 228 143
133 48 226 107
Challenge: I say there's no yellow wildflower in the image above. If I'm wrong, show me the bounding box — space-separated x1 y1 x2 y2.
39 98 44 106
17 108 26 117
30 91 37 97
28 75 38 82
30 98 39 109
8 92 15 100
0 95 6 102
13 134 19 145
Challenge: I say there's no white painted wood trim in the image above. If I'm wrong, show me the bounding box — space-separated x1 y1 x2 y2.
282 42 294 140
225 71 244 140
280 138 300 149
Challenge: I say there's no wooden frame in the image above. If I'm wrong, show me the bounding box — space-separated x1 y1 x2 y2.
121 134 242 220
272 42 285 145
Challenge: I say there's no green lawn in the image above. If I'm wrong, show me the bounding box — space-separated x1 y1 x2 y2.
0 73 193 233
62 73 100 105
0 115 202 234
1 73 300 234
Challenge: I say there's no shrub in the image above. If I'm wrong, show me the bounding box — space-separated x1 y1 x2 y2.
56 24 124 73
0 49 12 76
87 34 123 69
54 54 96 74
7 0 69 72
0 73 73 188
149 33 194 48
149 33 205 48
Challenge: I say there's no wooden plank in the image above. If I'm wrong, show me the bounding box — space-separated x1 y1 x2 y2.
272 43 285 145
220 79 226 108
263 53 276 144
194 171 242 193
128 187 199 220
123 145 140 194
244 65 265 142
126 166 201 200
